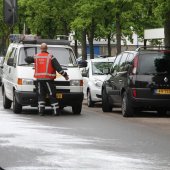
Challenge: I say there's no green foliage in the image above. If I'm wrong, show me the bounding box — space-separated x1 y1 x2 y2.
0 0 170 50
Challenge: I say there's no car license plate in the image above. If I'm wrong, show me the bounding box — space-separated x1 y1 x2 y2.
155 89 170 94
56 93 62 99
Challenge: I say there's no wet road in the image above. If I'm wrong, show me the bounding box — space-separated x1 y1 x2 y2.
0 91 170 169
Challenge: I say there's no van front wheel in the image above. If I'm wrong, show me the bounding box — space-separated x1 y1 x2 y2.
13 91 22 114
3 89 12 109
72 103 82 115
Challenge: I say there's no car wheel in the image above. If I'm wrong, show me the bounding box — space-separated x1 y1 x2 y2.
13 91 22 114
157 108 167 116
122 92 134 117
87 90 94 107
102 88 112 112
72 103 82 115
3 89 12 109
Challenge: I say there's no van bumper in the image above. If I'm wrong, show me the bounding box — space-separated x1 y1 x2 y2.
15 90 84 106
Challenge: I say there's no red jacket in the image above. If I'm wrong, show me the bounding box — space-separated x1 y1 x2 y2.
34 52 56 80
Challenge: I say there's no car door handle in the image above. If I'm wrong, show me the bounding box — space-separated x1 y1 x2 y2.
119 80 122 83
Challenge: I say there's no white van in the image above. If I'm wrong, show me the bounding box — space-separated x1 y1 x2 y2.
2 36 85 114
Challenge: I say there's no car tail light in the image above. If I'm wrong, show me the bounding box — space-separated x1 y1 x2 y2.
132 89 137 97
132 55 139 74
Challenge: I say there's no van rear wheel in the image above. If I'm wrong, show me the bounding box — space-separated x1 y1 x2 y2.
3 89 12 109
72 103 82 115
13 91 22 114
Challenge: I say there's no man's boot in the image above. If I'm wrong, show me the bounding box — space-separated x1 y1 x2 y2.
38 101 45 116
39 107 45 116
51 102 60 116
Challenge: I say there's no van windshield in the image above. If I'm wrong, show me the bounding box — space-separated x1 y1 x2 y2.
18 46 77 66
138 51 170 75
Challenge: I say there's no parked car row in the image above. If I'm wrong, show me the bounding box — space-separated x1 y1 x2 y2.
80 47 170 118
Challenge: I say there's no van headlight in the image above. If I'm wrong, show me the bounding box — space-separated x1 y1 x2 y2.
18 78 34 85
70 80 83 86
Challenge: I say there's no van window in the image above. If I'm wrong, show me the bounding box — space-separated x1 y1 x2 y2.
48 47 77 66
5 46 15 63
138 51 170 74
18 47 77 66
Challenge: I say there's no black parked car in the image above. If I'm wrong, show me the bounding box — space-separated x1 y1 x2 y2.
102 47 170 117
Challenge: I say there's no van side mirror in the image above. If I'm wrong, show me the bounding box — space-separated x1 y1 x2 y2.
7 58 14 66
82 71 88 77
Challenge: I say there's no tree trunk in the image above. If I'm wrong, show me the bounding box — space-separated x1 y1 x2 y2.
74 39 78 58
87 34 94 59
87 18 95 59
164 10 170 47
107 32 111 56
81 29 87 60
116 13 121 55
74 31 78 58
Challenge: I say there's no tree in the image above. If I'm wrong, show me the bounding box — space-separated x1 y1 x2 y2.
154 0 170 46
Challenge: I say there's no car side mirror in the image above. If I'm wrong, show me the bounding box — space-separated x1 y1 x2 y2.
7 58 14 66
78 60 87 68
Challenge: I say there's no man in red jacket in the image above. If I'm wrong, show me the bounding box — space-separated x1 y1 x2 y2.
25 43 69 116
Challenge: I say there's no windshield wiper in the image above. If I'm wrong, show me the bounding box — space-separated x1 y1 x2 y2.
93 72 104 75
18 63 32 66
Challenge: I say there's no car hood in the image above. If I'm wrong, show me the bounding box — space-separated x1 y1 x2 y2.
92 74 110 82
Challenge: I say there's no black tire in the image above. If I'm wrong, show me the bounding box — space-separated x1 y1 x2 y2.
13 91 22 114
122 92 134 117
157 108 167 116
3 89 12 109
102 88 112 112
72 103 82 115
87 90 94 107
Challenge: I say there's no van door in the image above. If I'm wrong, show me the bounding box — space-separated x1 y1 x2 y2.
5 47 18 100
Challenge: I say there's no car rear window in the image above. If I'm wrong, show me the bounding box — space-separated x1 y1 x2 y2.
138 51 170 74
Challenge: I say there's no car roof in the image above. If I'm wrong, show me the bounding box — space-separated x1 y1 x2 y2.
88 57 115 63
123 50 137 54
